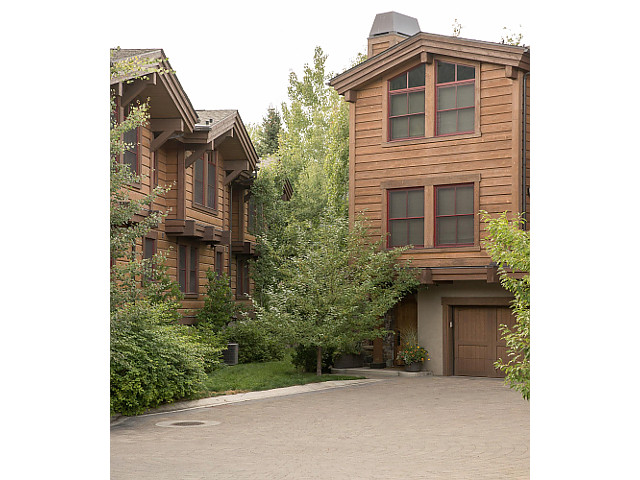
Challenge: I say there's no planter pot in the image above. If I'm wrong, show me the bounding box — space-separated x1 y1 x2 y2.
405 361 423 372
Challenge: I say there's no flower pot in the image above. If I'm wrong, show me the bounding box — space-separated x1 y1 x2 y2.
405 361 423 372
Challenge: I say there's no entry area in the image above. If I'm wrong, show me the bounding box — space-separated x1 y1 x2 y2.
442 298 515 377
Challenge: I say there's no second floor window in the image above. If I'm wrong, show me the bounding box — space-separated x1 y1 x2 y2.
389 64 425 140
194 151 217 209
435 184 474 246
123 105 139 175
388 188 424 248
436 61 475 136
143 237 156 283
178 244 198 294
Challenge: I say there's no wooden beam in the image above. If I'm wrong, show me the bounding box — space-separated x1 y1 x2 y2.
224 169 243 185
344 90 357 103
214 128 234 148
420 51 433 64
224 159 250 172
149 118 184 152
419 268 433 284
505 65 518 79
121 72 157 107
184 141 213 168
486 265 499 283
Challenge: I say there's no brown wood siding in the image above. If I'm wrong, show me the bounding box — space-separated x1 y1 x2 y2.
351 62 523 269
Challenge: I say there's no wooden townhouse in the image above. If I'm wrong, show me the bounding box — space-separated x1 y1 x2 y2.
110 49 261 320
329 12 530 377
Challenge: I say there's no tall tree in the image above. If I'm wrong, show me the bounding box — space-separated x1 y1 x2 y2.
253 106 282 158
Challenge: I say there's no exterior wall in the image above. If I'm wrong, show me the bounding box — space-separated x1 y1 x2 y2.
351 59 527 270
416 281 512 375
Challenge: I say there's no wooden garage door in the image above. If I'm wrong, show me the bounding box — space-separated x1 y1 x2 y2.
453 306 516 377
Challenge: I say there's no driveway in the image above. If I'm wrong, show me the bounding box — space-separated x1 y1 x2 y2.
111 376 529 479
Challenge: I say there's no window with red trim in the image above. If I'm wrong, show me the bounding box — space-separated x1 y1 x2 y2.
388 64 425 140
436 61 475 136
194 151 217 209
178 244 198 294
387 188 424 247
434 184 474 246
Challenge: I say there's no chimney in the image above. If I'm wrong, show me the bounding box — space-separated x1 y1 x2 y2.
368 12 420 58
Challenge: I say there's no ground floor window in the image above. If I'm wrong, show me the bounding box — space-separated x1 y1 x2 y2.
178 244 198 295
236 257 250 298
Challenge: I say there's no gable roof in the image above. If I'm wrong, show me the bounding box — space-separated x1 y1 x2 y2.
330 32 530 95
110 48 199 132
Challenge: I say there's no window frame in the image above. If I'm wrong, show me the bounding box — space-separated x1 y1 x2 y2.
387 64 426 141
122 104 140 176
433 183 475 247
386 187 425 248
142 236 157 284
381 174 481 251
435 60 476 137
236 257 250 298
178 243 199 297
192 150 218 213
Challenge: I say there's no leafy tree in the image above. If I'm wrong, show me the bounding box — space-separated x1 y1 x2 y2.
451 19 462 37
254 216 419 375
501 26 525 46
481 211 530 400
253 106 282 158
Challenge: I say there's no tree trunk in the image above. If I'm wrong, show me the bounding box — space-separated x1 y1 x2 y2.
316 345 322 376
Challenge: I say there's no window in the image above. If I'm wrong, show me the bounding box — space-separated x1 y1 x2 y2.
387 188 424 247
215 251 224 277
434 184 474 246
178 244 198 294
123 105 139 175
436 61 475 136
143 237 156 283
194 151 217 209
388 64 425 140
237 257 250 298
151 151 158 188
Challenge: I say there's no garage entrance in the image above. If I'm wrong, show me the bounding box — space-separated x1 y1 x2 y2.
442 298 515 377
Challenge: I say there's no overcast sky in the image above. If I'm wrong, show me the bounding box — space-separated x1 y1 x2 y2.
110 0 530 126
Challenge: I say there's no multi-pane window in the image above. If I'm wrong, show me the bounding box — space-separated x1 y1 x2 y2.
237 258 250 297
215 251 224 277
389 64 425 140
178 244 198 294
388 188 424 247
194 151 217 209
436 61 475 136
435 184 474 246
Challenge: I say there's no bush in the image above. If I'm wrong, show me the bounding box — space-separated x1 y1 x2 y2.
291 344 335 373
222 319 286 364
196 270 240 330
110 302 207 415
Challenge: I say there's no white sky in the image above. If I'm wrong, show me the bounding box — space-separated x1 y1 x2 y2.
110 0 530 126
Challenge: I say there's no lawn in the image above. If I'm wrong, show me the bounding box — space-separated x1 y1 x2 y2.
199 359 364 397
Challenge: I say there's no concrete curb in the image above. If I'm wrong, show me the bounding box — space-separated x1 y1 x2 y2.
111 378 383 424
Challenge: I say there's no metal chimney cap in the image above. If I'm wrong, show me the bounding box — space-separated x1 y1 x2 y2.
369 11 420 38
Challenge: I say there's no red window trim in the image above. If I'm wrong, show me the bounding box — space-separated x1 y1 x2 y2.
434 183 475 247
388 65 425 142
387 187 425 248
435 61 476 137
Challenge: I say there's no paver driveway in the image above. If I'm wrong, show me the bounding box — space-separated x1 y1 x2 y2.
111 376 529 479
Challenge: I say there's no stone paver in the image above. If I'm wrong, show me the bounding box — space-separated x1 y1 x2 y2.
111 376 529 479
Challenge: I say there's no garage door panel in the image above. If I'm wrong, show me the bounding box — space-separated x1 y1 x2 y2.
454 305 514 377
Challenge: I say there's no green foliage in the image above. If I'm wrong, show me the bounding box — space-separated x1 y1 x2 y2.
397 344 429 365
221 318 287 364
254 215 419 374
291 344 335 373
252 106 282 158
110 302 207 415
501 26 525 46
452 19 462 37
196 270 240 331
481 211 530 400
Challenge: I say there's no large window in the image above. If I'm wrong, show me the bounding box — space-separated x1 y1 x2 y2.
194 151 217 209
143 237 156 283
388 64 425 140
436 61 475 136
123 105 139 175
434 184 474 246
178 244 198 294
387 188 424 247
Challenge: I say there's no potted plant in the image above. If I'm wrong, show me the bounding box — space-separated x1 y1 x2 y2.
397 343 429 372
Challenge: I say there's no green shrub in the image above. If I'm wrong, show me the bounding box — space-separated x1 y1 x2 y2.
222 319 286 364
196 270 239 330
110 302 206 415
291 344 335 373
